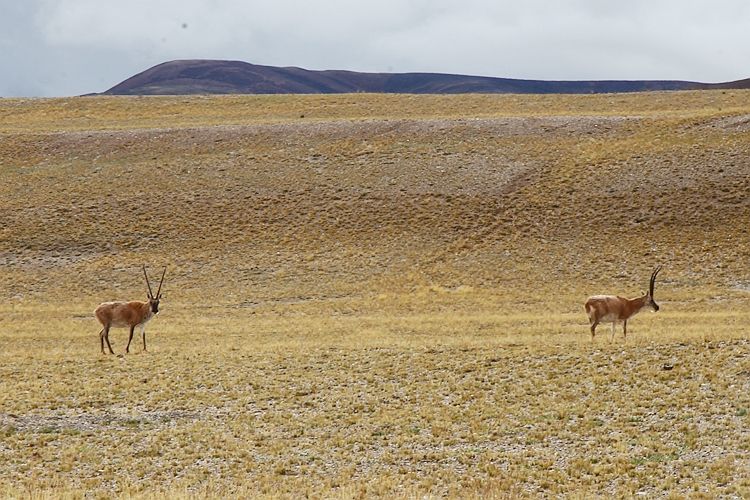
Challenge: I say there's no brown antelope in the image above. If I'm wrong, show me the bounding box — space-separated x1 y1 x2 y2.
585 266 662 340
95 265 166 354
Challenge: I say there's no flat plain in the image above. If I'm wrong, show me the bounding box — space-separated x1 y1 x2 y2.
1 92 749 498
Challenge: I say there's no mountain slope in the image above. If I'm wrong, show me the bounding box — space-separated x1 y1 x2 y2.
101 59 750 95
1 92 749 306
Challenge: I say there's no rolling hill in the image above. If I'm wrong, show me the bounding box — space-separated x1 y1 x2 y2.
101 59 750 95
1 91 749 307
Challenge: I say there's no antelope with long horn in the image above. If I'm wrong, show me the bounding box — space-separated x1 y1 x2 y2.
95 265 167 354
585 266 662 340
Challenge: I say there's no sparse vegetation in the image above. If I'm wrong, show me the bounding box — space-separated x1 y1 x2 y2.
1 92 749 497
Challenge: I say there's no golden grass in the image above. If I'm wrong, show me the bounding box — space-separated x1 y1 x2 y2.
1 91 750 497
1 301 749 498
0 90 748 133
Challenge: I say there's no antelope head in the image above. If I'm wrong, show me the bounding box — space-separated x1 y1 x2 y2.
644 265 661 312
143 264 167 314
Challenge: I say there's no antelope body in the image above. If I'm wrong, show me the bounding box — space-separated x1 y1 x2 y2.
585 266 661 340
95 265 166 354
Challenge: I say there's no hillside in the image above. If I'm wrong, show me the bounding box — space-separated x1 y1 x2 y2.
101 59 750 95
1 92 749 309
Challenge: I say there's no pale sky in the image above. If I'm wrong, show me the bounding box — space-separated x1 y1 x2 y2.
2 0 750 97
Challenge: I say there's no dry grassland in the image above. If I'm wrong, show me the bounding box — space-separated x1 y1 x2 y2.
1 92 749 497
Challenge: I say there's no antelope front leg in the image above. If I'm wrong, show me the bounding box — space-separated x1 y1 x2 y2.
623 320 628 339
141 325 147 352
126 326 135 353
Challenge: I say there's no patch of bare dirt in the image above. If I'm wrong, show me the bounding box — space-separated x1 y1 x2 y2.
700 113 750 132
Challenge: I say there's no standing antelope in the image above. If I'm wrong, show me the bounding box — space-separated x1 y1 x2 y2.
585 266 662 340
95 265 166 354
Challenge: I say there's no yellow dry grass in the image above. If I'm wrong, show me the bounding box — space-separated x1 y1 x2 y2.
1 91 749 498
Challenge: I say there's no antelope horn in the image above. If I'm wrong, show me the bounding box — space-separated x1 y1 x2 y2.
143 264 155 299
155 266 167 299
649 265 662 297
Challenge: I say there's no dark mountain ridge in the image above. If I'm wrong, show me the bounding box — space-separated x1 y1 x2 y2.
102 59 750 95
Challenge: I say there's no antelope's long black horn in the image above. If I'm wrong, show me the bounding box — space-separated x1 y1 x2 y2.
156 266 167 298
143 264 155 298
649 265 662 296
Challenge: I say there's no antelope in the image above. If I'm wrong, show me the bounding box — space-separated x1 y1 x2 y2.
95 265 166 354
585 266 662 340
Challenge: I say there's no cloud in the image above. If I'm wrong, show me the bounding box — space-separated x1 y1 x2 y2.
2 0 750 96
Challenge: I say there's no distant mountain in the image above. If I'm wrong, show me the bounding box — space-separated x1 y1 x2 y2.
102 60 750 95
